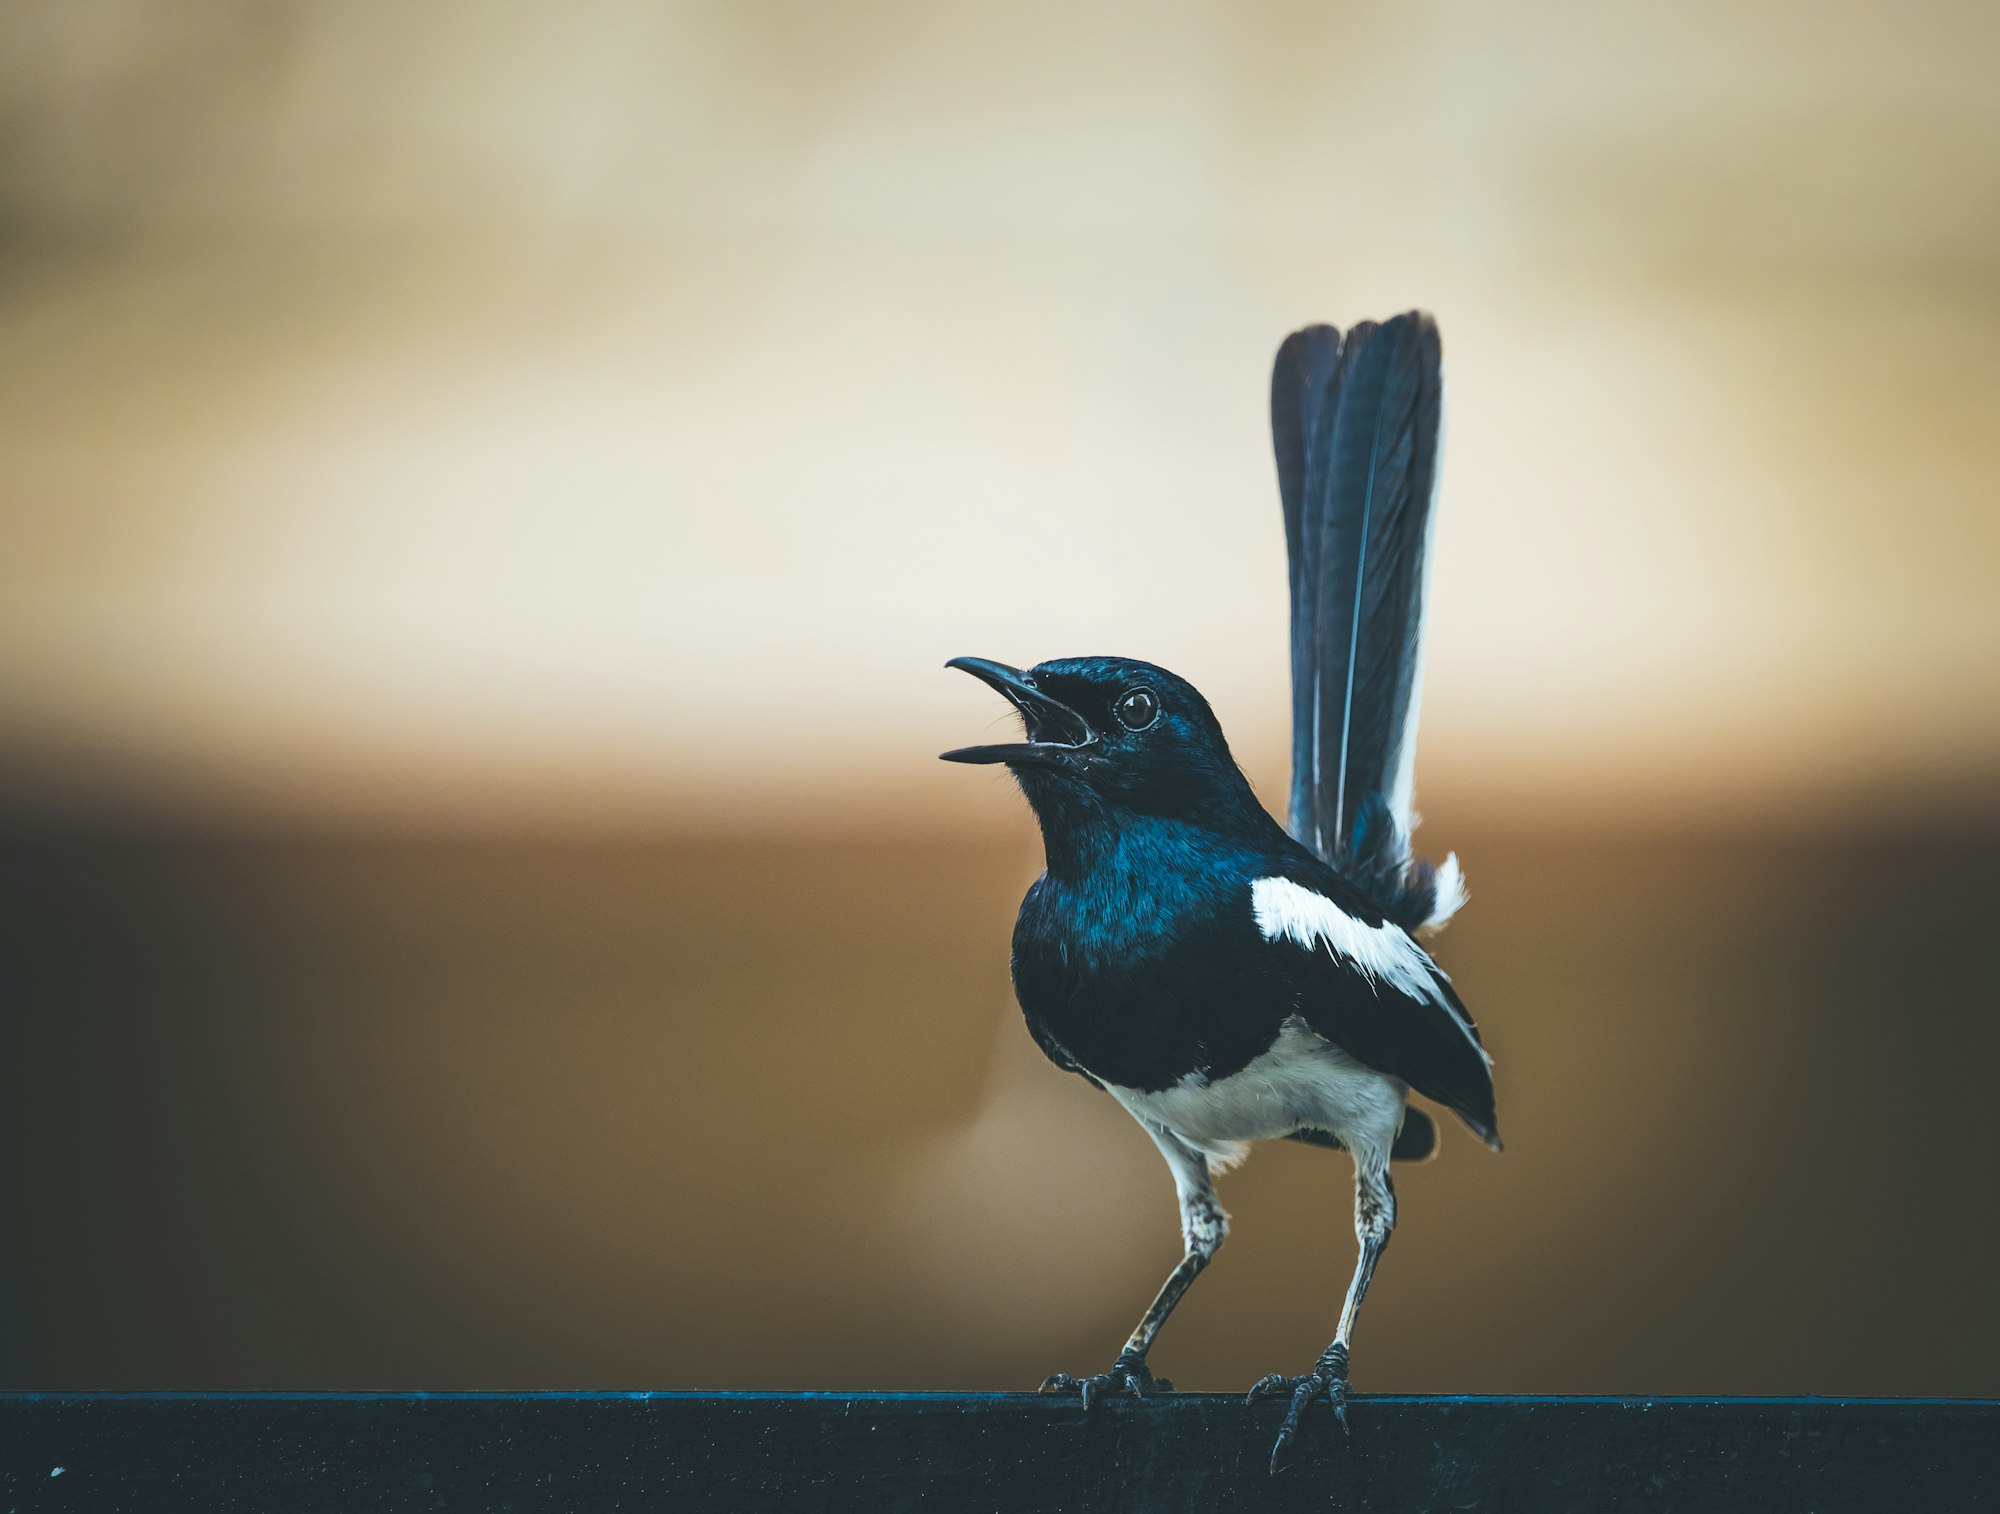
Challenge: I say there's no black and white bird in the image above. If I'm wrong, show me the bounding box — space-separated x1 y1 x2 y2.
941 312 1498 1470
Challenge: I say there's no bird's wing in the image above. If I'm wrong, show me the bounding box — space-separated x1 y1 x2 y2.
1271 314 1461 933
1248 868 1499 1147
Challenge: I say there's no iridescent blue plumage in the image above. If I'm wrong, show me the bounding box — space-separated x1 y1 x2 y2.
973 656 1495 1137
939 313 1496 1471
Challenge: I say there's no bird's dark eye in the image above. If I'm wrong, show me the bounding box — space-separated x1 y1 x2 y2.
1114 687 1160 732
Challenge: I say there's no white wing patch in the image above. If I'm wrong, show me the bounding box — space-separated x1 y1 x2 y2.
1250 875 1491 1065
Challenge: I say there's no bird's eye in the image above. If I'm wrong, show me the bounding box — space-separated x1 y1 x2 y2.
1114 687 1160 731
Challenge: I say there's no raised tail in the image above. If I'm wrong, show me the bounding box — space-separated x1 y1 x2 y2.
1271 312 1464 934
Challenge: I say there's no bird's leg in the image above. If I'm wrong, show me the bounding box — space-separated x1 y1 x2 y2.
1042 1126 1226 1407
1248 1164 1395 1470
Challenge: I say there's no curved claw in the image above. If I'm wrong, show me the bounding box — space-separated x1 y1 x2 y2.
1244 1372 1291 1404
1251 1362 1351 1473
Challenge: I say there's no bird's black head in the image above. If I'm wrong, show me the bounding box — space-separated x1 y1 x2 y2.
941 655 1265 833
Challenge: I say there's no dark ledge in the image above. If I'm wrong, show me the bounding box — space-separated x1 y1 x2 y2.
2 1392 1995 1513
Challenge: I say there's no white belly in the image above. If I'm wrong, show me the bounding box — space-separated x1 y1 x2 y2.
1105 1016 1407 1171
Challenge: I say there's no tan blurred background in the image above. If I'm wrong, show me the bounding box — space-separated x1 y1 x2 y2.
0 1 1995 1394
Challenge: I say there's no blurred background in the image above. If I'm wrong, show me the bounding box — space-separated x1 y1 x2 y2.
0 1 1995 1395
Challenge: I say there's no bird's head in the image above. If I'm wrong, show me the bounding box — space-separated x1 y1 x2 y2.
941 655 1261 832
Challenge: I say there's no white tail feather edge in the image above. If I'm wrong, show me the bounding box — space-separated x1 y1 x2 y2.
1416 852 1467 937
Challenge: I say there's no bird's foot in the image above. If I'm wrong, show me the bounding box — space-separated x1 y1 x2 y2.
1039 1350 1171 1408
1246 1342 1349 1472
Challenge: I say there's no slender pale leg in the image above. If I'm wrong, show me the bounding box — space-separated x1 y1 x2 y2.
1249 1162 1395 1469
1041 1124 1228 1405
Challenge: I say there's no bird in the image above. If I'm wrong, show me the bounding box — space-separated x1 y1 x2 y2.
939 311 1498 1472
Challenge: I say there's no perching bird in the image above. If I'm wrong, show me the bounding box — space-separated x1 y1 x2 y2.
940 312 1498 1471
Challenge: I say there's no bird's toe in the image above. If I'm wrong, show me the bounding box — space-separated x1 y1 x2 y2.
1251 1345 1351 1472
1039 1351 1167 1408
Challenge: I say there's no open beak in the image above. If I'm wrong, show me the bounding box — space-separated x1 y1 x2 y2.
940 657 1096 766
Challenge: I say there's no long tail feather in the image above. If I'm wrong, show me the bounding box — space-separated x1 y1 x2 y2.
1271 312 1462 933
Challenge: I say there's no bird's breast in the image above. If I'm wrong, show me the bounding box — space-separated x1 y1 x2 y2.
1010 868 1296 1093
